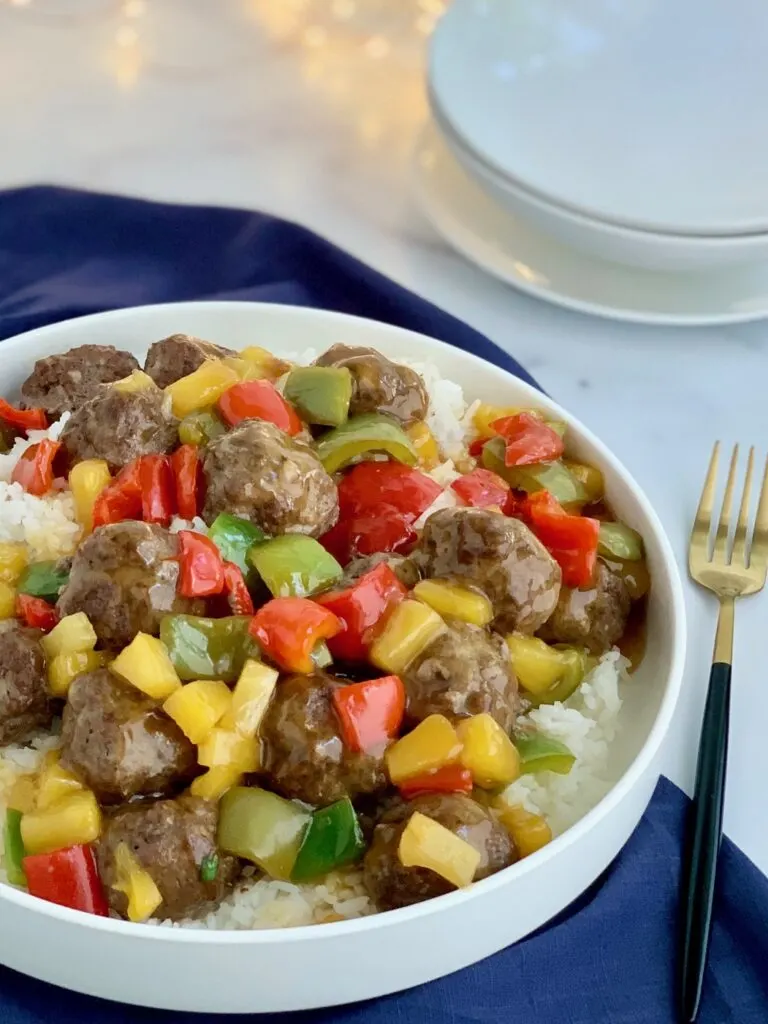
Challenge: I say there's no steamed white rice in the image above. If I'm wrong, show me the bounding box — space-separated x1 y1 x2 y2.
0 351 630 929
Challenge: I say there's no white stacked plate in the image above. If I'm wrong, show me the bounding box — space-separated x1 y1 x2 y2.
419 0 768 324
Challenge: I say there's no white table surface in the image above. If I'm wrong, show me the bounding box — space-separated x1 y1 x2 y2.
1 0 767 872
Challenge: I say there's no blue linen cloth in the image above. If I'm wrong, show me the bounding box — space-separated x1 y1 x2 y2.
0 186 765 1024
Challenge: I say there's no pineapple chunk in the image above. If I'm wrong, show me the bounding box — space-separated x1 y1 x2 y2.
413 580 493 627
110 633 181 700
164 359 239 419
21 790 101 855
495 804 553 858
112 842 163 922
197 729 259 773
112 369 157 394
370 599 446 675
48 650 106 698
218 660 278 737
0 581 16 620
386 715 462 784
0 542 28 585
406 421 440 470
456 714 520 788
398 811 480 889
162 680 232 745
42 612 97 660
190 764 244 802
68 459 112 533
36 752 84 811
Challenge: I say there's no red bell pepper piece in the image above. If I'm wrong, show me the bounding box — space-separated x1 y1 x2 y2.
23 844 108 917
398 764 474 799
138 454 175 527
92 460 142 528
319 506 417 567
332 675 405 754
11 440 61 497
525 491 600 588
223 561 254 615
250 597 342 674
217 380 302 436
451 468 510 509
490 413 564 468
338 463 442 522
177 530 225 598
468 437 487 458
171 444 201 521
0 397 48 432
314 562 407 662
16 594 58 632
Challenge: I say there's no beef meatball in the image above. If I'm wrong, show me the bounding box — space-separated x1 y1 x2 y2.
61 670 196 803
343 552 420 590
0 623 52 745
315 344 428 425
403 622 518 732
363 794 516 911
538 560 631 654
260 673 388 806
20 345 140 419
202 419 339 538
98 795 240 921
412 507 561 634
60 385 178 471
56 522 204 648
144 334 235 389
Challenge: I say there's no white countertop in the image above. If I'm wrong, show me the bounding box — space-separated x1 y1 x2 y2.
2 0 767 872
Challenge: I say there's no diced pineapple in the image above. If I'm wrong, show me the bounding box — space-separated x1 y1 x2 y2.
42 612 98 660
21 789 101 855
406 421 440 470
48 650 106 698
472 403 524 438
0 542 28 585
456 714 520 788
68 459 112 533
495 803 553 858
218 660 278 737
398 811 480 888
238 346 291 381
112 369 157 394
506 633 566 695
190 764 244 802
0 581 16 619
36 752 84 810
413 579 493 627
197 729 260 773
164 359 239 419
370 599 446 675
112 842 163 922
6 774 37 814
110 633 182 700
162 680 232 745
386 715 462 784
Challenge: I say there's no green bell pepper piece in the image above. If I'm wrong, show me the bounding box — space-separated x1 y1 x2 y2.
4 809 26 886
17 560 70 602
178 409 227 447
315 414 417 473
283 366 353 427
291 798 366 881
482 437 587 505
160 615 259 683
218 787 310 880
515 732 576 775
208 513 267 578
249 535 342 599
598 522 644 561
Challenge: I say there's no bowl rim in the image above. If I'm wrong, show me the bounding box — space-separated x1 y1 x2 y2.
0 301 688 945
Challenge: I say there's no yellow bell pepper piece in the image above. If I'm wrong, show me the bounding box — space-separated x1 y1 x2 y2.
110 633 182 700
42 612 98 660
0 542 28 585
406 421 440 470
386 714 462 784
238 346 291 381
190 764 244 802
472 403 524 439
68 459 112 534
370 599 446 675
0 581 16 619
162 680 232 745
164 359 239 419
112 369 157 394
21 789 101 855
495 804 553 858
112 842 163 923
36 752 84 811
218 660 278 737
398 811 480 889
413 579 493 627
456 713 520 788
48 650 107 698
197 729 260 772
7 774 37 814
506 633 566 695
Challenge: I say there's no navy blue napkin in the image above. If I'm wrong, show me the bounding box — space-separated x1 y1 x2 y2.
0 187 765 1023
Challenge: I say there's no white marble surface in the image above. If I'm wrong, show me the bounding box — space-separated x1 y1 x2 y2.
1 0 767 871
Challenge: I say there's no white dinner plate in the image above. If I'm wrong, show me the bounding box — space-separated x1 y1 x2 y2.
412 121 768 326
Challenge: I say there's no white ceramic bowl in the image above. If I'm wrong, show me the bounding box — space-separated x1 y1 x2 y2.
0 302 686 1014
432 107 768 273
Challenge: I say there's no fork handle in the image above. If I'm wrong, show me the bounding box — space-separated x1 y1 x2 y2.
679 658 731 1022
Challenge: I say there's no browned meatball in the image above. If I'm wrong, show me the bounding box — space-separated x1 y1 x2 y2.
315 344 428 425
343 552 420 590
144 334 235 389
403 622 518 731
98 795 240 921
60 385 178 471
20 345 140 419
0 623 52 745
57 522 204 648
363 794 516 911
61 670 196 803
538 560 631 654
260 673 388 806
412 507 561 634
202 419 339 538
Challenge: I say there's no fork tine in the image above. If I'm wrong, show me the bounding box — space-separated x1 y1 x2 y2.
691 443 720 559
731 446 754 567
750 454 768 568
713 444 739 560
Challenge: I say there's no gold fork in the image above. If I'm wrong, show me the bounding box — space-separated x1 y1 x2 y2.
681 443 768 1022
